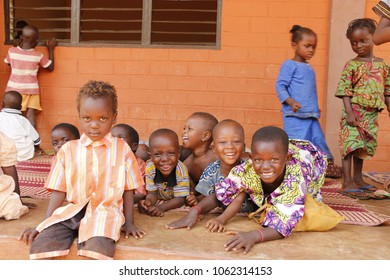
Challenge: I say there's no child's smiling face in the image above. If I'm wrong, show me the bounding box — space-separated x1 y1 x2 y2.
213 122 244 166
182 116 208 149
250 140 290 186
149 134 180 177
78 97 117 142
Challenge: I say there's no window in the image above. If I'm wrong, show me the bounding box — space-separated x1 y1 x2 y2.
4 0 221 48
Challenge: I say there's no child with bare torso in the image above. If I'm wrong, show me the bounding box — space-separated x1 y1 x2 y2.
166 119 246 230
182 112 218 206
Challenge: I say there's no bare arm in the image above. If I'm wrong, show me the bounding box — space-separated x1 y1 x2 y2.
206 192 246 232
19 190 66 244
158 197 185 212
1 166 20 195
123 190 145 238
342 96 358 126
45 37 56 71
225 227 283 255
373 16 390 45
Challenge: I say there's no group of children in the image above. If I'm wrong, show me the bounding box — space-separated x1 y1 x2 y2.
0 3 389 259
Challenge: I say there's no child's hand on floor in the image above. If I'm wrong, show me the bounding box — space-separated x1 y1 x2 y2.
138 199 151 214
19 228 39 245
206 217 225 232
165 208 202 230
124 223 146 239
146 204 164 217
224 230 259 255
185 192 197 206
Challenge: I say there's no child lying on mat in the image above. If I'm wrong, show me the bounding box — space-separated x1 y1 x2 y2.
138 128 190 217
168 126 341 254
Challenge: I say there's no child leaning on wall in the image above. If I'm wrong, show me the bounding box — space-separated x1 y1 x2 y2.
4 25 56 128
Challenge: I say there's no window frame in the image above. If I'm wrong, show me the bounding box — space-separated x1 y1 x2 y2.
4 0 222 49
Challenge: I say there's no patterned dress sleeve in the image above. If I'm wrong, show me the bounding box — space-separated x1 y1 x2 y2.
384 62 390 96
335 60 355 98
145 160 157 192
262 162 306 237
173 161 190 197
215 161 252 206
195 160 219 196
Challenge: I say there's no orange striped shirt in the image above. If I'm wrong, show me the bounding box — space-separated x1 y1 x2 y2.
35 133 144 242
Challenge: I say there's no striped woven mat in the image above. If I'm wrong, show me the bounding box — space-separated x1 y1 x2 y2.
322 179 390 226
16 155 52 199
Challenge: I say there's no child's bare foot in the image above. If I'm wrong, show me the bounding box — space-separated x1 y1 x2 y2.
353 179 377 192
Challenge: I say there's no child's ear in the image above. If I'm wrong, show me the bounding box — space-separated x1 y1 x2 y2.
286 153 292 162
112 111 118 124
131 143 138 153
202 130 212 142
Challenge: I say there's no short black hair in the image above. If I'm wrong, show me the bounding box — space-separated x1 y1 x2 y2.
213 119 244 139
112 123 139 144
149 128 179 148
2 91 22 109
346 18 376 39
77 80 118 114
251 126 289 155
290 25 317 43
189 112 218 141
51 123 80 139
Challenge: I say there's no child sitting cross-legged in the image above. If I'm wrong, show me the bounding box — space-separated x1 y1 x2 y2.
19 80 145 260
166 119 250 230
111 123 147 203
138 129 190 217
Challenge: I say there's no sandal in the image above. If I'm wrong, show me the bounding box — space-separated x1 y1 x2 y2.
326 160 343 178
338 189 371 200
371 190 390 200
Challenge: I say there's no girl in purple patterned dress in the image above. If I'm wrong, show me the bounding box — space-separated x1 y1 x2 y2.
214 126 327 254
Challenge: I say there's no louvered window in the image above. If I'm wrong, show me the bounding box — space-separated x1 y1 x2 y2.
4 0 221 48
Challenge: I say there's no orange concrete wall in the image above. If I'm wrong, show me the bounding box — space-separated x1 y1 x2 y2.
0 0 330 146
0 0 389 171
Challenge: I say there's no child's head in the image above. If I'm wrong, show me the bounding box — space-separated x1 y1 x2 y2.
111 124 139 153
182 112 218 150
51 123 80 154
149 128 180 178
136 143 150 162
346 18 376 58
290 25 317 62
250 126 291 186
20 25 39 48
14 20 28 40
2 91 22 110
212 119 245 166
77 80 118 142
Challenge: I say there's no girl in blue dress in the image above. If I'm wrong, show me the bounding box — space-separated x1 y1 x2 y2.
275 25 341 178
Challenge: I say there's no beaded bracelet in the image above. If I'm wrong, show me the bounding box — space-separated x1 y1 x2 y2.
192 205 201 216
257 229 264 242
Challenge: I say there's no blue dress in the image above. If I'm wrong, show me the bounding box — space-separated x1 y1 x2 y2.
275 60 333 159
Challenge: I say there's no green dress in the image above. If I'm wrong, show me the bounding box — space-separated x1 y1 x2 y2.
335 59 390 159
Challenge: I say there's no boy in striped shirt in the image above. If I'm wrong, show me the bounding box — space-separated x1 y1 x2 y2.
138 129 190 217
4 25 56 128
19 80 146 260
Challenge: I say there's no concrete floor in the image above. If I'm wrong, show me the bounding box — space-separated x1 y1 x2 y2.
1 179 390 260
